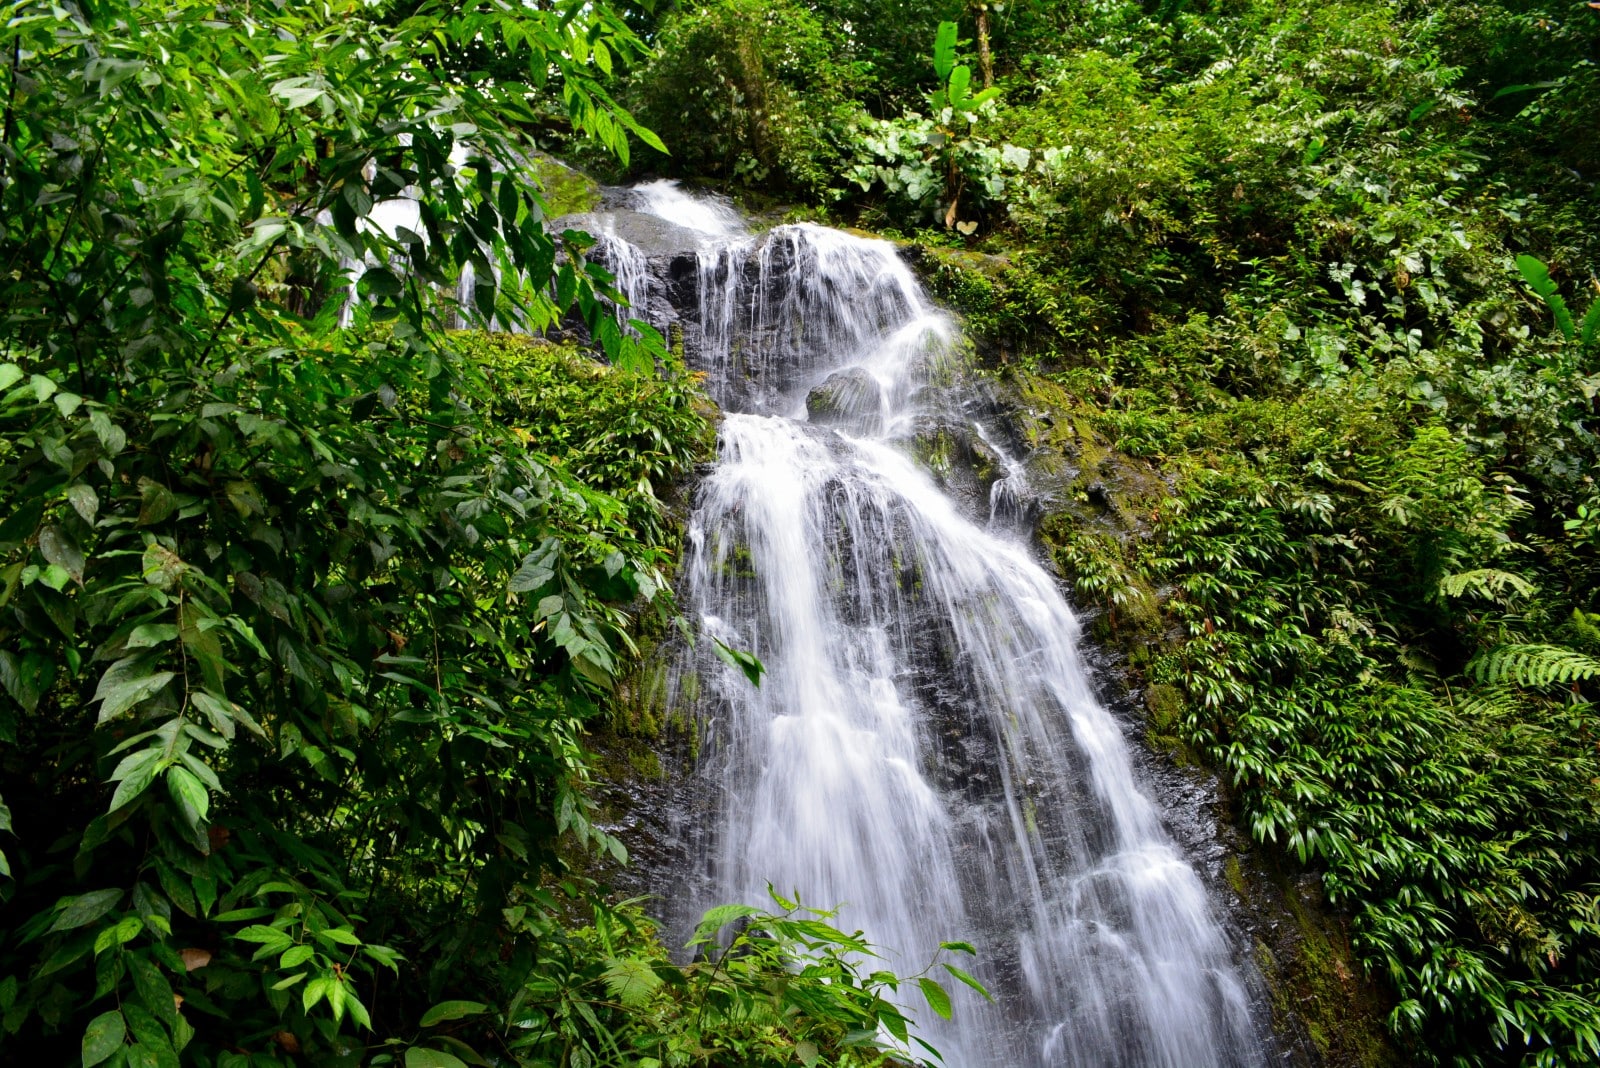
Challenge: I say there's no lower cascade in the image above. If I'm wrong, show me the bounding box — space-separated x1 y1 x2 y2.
602 183 1272 1067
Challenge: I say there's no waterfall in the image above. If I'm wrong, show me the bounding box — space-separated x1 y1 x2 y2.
617 184 1270 1067
592 230 652 333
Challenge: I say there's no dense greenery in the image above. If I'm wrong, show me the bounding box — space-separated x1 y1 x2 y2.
7 0 1599 1064
0 3 969 1067
615 0 1600 1064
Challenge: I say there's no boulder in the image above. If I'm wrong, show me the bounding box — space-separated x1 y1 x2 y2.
805 368 884 436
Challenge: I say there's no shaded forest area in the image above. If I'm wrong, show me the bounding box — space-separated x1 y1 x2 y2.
1 1 1598 1066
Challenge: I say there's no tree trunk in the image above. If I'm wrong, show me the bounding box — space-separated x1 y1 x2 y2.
974 2 994 90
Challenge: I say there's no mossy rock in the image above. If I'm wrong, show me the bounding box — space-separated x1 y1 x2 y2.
530 154 601 217
1222 850 1405 1068
1145 682 1185 732
806 367 884 435
919 244 1013 279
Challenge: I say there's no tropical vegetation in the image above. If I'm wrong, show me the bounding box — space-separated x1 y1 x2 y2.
6 0 1600 1065
0 2 966 1066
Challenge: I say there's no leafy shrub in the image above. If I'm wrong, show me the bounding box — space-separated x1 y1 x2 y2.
622 0 866 196
900 8 1600 1057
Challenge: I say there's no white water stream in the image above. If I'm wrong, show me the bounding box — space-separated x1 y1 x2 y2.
625 184 1269 1066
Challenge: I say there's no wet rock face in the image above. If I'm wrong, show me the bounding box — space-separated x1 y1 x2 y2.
556 208 710 260
805 368 883 435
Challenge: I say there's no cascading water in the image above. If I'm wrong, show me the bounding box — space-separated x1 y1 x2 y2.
617 183 1271 1066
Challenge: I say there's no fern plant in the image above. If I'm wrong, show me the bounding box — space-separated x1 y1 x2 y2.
1469 644 1600 689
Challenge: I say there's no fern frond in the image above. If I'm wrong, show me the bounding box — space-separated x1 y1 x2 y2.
1469 643 1600 688
1454 684 1526 721
1439 568 1536 603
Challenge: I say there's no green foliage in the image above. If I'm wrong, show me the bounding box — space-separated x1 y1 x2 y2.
843 21 1027 230
413 892 977 1067
1087 378 1600 1065
1518 255 1577 342
1013 362 1600 1063
0 2 829 1066
620 0 867 195
1469 644 1600 689
451 332 716 547
0 3 980 1063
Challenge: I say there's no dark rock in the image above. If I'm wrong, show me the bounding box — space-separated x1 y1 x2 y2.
805 367 884 435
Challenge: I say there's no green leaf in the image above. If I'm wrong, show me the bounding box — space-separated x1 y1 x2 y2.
94 915 144 954
694 903 761 940
508 544 557 593
1582 300 1600 349
127 624 181 650
193 690 264 738
1516 254 1575 341
108 747 164 811
128 952 178 1029
235 925 294 948
0 364 22 392
89 410 126 455
601 957 662 1008
38 524 85 584
51 889 124 932
1491 80 1562 100
880 1004 910 1043
967 86 1001 111
941 962 993 1001
67 483 99 524
947 64 971 109
95 657 176 722
1469 643 1600 687
82 1010 127 1068
125 1041 162 1068
406 1049 469 1068
918 976 952 1019
280 945 315 969
319 926 362 946
137 478 178 526
712 638 764 687
932 21 958 83
419 1000 489 1027
303 974 335 1014
166 765 209 828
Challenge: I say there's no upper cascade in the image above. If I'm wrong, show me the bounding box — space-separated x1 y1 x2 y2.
629 178 747 239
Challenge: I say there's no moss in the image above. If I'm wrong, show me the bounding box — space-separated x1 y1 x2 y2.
714 541 758 580
1226 858 1404 1068
912 428 955 479
1282 889 1394 1065
529 154 602 217
922 246 1012 279
1145 682 1184 733
627 747 665 781
1224 855 1249 899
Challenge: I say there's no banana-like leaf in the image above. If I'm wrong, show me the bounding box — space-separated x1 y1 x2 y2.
1516 254 1575 341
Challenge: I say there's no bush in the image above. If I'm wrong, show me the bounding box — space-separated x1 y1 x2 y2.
623 0 866 197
